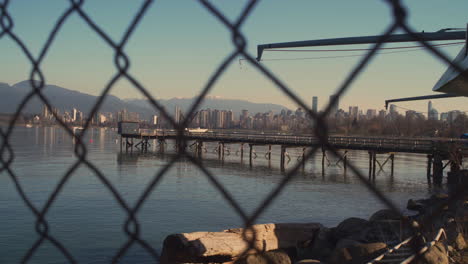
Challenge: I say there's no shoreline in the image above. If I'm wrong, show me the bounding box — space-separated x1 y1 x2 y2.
160 174 468 264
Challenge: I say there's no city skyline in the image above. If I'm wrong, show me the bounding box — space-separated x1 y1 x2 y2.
1 1 468 113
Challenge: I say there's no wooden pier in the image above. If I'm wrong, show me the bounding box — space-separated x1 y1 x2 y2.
119 129 468 185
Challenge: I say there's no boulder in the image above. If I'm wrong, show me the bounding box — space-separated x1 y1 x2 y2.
160 223 322 264
369 209 401 222
294 260 322 264
296 227 335 261
334 218 369 240
364 220 401 243
236 250 291 264
334 238 361 250
328 242 387 264
407 199 426 212
455 233 467 250
412 241 448 264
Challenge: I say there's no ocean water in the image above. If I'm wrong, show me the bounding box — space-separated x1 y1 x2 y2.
0 126 435 263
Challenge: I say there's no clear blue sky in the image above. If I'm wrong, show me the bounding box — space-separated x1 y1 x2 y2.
1 0 468 113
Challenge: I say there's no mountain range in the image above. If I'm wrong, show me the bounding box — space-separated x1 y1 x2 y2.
0 81 289 119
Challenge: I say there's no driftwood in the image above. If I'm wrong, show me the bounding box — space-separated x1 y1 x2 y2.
160 223 323 264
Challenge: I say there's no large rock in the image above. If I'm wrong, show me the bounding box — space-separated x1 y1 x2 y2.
412 241 448 264
236 250 291 264
407 199 426 212
328 242 387 264
369 209 401 222
454 233 467 250
334 238 361 250
363 220 401 243
160 223 322 264
294 260 322 264
296 227 335 261
334 218 369 240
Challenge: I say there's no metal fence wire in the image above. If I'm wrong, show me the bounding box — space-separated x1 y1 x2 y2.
1 0 467 263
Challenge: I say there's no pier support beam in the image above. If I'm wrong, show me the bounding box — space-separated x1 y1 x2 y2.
368 151 373 179
197 141 203 157
322 147 326 176
218 143 222 159
221 143 225 160
372 151 377 180
240 143 244 161
158 139 165 154
343 150 348 171
433 153 443 187
249 144 254 167
301 147 306 169
280 145 286 172
390 153 394 176
427 155 433 185
268 145 272 160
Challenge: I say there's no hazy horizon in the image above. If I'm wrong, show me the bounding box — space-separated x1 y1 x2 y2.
2 1 468 113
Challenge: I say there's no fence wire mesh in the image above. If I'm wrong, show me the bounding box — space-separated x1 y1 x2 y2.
0 0 467 263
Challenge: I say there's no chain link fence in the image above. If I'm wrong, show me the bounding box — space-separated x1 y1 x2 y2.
1 0 467 263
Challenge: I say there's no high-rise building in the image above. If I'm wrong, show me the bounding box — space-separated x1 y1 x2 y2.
72 108 78 122
152 115 158 125
42 104 49 119
175 106 181 124
379 109 386 118
312 96 318 113
349 106 359 120
366 109 377 119
428 109 439 121
225 110 234 128
428 101 433 116
389 104 398 119
240 109 249 128
329 94 339 116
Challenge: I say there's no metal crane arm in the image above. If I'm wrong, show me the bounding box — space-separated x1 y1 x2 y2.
257 31 466 61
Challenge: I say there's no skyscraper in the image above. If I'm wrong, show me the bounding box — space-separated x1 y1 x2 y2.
329 94 339 115
312 96 318 113
175 106 181 124
428 101 433 117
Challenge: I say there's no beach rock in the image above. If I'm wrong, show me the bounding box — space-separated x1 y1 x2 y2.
236 250 291 264
334 238 361 250
294 260 322 264
412 241 448 264
328 242 387 264
363 220 401 243
407 199 426 212
369 209 401 222
160 223 322 264
455 233 467 250
334 217 369 240
296 227 334 261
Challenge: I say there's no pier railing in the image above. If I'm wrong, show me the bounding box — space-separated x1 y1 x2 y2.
1 0 467 263
136 130 468 154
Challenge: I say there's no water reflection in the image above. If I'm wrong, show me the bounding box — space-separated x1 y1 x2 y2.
0 127 435 263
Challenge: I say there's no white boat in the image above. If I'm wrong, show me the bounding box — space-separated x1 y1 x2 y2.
186 128 209 133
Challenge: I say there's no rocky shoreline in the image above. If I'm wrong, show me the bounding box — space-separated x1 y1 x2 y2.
161 177 468 264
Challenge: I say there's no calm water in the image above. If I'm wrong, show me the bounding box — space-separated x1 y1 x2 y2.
0 127 436 263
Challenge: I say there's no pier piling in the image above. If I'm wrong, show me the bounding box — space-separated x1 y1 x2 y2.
427 154 433 184
280 146 286 172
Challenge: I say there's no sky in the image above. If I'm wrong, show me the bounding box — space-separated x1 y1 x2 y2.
1 0 468 114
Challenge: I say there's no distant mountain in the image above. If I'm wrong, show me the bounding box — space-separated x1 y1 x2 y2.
125 97 288 116
0 81 152 118
0 81 289 119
